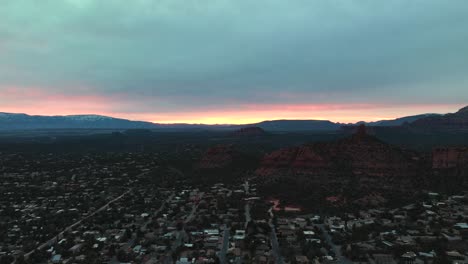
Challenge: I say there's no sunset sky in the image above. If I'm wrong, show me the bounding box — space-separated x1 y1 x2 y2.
1 0 467 124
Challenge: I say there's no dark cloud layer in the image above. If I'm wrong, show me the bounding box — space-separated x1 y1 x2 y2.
1 0 467 121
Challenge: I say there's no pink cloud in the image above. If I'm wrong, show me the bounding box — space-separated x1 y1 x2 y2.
0 86 464 124
0 86 119 116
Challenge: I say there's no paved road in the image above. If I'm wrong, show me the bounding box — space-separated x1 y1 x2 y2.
219 228 230 264
141 192 175 231
244 203 251 228
25 188 133 259
269 224 284 264
317 224 352 264
268 206 284 264
183 192 204 224
168 192 204 257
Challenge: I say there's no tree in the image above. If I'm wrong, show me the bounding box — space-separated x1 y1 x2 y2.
108 244 116 257
84 250 100 264
15 255 27 264
0 255 14 264
117 249 129 262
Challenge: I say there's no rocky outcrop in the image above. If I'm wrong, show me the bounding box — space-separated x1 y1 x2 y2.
353 193 387 207
431 147 468 193
256 125 422 192
253 126 430 209
433 147 468 169
255 146 329 176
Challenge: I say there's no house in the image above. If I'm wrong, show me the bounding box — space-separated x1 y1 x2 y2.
373 254 397 264
176 257 192 264
296 255 310 263
233 230 245 240
295 218 307 228
446 251 467 263
51 254 62 264
401 252 417 264
454 223 468 230
68 243 83 255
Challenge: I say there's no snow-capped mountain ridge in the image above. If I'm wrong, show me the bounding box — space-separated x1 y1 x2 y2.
63 115 115 121
0 113 114 120
0 113 156 130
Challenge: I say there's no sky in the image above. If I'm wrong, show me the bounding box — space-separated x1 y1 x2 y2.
1 0 467 124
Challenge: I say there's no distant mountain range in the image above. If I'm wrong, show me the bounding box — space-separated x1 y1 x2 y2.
357 113 441 126
410 106 468 131
0 113 157 130
247 120 340 131
0 106 466 131
0 114 343 131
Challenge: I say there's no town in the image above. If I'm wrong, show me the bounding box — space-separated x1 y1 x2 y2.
2 0 468 262
0 151 467 264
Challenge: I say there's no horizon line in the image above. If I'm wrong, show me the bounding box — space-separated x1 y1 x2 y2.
0 110 450 126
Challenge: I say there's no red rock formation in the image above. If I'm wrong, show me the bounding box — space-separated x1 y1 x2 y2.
256 146 329 175
292 147 329 173
255 147 298 175
433 147 468 169
353 193 387 207
431 146 468 192
256 126 420 190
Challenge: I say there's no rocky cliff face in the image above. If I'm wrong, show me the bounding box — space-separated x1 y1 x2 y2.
256 125 422 191
433 147 468 169
411 106 468 131
255 146 330 176
431 147 468 193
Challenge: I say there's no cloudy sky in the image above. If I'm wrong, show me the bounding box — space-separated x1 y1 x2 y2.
1 0 467 124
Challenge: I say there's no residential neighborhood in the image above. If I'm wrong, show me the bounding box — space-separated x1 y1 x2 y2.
1 151 467 263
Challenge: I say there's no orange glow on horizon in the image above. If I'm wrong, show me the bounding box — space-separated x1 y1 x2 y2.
140 103 464 124
1 102 465 125
0 86 465 125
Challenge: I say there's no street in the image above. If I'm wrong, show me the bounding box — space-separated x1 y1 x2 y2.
317 224 352 264
219 228 230 264
24 188 132 259
269 224 284 264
